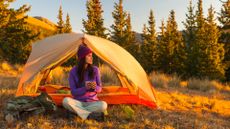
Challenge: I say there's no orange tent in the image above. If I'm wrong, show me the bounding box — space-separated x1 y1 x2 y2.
16 33 158 109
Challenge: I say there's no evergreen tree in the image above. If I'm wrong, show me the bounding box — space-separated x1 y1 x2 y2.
82 0 107 38
183 0 197 77
132 24 148 64
142 24 148 44
110 0 127 47
147 10 157 42
157 10 186 74
111 3 137 64
0 0 38 64
63 13 72 33
0 0 9 59
189 0 207 78
159 19 166 36
61 13 75 66
167 10 186 75
218 0 230 29
0 0 8 28
155 20 167 72
124 13 136 50
204 5 225 79
82 0 107 65
57 5 64 34
120 13 140 66
191 0 225 79
218 0 230 81
140 10 157 72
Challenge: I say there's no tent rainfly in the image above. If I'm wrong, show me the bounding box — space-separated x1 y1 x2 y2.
16 33 158 109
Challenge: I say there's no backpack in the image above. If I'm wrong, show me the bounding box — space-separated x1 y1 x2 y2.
4 92 57 121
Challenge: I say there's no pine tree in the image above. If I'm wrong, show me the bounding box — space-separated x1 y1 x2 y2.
82 0 107 38
63 13 72 33
191 0 225 79
204 5 225 79
218 0 230 81
168 10 186 75
0 0 8 28
110 0 127 47
183 0 197 77
189 0 207 78
155 20 167 72
61 13 75 66
0 0 38 64
140 10 157 72
218 0 230 29
142 24 148 44
147 10 157 42
124 13 135 49
157 10 186 74
57 5 64 34
131 24 148 65
133 24 148 64
159 19 166 36
0 0 8 59
196 0 205 28
82 0 107 65
123 13 140 66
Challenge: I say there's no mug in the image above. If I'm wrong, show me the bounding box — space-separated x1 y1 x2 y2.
85 81 96 89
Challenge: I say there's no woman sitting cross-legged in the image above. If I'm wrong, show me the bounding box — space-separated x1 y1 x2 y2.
62 44 107 121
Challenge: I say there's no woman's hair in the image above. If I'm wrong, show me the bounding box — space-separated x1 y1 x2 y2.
76 57 95 84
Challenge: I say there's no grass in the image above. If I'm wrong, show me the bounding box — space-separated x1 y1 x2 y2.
149 71 230 93
99 64 121 86
48 66 69 86
0 62 229 129
149 72 181 88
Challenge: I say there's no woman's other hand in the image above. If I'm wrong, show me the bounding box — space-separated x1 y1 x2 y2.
85 81 96 91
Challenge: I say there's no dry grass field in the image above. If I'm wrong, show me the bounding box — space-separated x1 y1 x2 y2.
0 62 229 129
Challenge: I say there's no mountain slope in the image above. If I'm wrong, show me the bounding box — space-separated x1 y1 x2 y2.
26 16 57 31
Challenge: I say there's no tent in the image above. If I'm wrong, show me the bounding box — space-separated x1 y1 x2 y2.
16 33 158 109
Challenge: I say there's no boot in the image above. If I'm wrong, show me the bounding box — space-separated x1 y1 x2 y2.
65 110 76 119
87 112 104 122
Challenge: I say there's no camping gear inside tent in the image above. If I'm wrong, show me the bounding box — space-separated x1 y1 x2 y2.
16 33 158 109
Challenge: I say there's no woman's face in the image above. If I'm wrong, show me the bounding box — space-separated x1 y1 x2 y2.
85 53 93 65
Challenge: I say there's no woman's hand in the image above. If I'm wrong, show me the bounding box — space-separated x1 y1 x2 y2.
85 81 96 91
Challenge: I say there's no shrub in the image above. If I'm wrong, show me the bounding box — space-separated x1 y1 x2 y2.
99 64 120 86
187 78 219 92
149 72 181 88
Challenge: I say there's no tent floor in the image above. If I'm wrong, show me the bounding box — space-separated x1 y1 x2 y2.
26 85 157 109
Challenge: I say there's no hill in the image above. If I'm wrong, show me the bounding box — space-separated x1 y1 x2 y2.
26 16 56 31
25 16 57 39
33 16 57 30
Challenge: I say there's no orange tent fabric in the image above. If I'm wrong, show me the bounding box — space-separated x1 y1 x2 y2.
16 33 158 109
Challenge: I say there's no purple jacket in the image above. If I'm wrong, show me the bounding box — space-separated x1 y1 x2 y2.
68 66 102 102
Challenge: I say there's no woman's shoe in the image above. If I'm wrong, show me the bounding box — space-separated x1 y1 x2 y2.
87 112 104 122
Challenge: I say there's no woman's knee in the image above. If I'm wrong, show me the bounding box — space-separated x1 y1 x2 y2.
100 101 107 111
62 97 72 106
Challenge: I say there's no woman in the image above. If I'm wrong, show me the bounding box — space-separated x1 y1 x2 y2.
62 44 107 120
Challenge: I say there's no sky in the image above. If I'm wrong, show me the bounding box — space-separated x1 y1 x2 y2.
10 0 223 33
